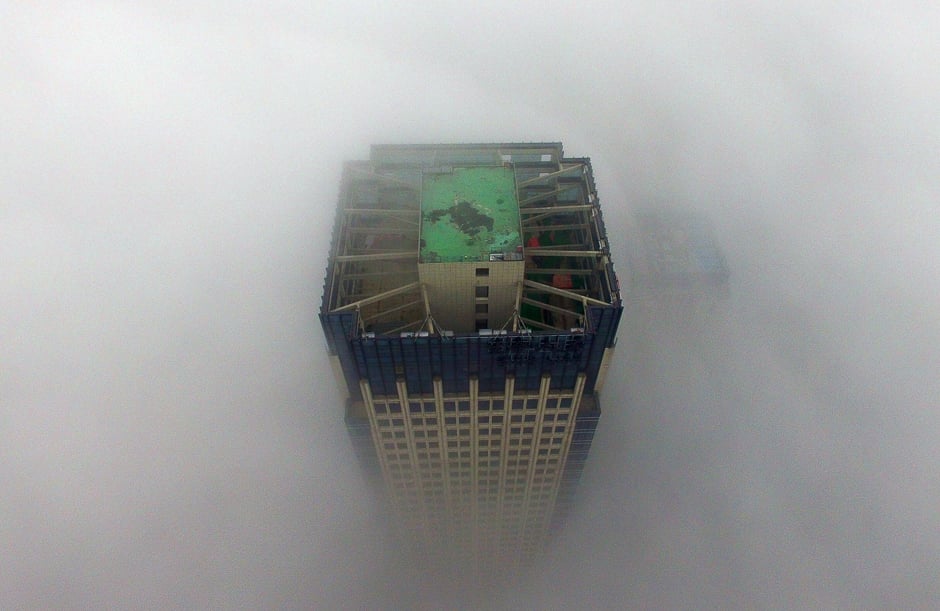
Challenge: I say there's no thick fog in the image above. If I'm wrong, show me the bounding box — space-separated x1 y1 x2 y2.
3 2 939 608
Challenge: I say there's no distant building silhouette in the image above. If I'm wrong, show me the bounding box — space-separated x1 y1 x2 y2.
320 143 622 582
628 208 729 328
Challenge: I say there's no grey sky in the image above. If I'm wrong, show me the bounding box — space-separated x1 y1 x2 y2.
3 2 939 608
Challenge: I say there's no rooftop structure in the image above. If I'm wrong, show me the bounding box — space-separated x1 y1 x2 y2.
320 143 622 582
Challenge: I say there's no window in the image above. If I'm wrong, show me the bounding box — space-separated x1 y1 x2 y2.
476 267 489 277
475 285 489 298
475 303 488 314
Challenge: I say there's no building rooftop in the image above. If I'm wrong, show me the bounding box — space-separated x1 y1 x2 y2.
420 166 521 263
321 143 621 337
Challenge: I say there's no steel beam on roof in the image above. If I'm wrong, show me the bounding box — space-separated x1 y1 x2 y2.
361 298 423 322
336 271 418 280
520 211 588 226
333 252 419 263
524 249 605 257
343 208 419 216
521 222 589 231
523 279 610 307
518 316 560 331
342 248 417 257
518 185 580 207
524 268 594 276
519 204 594 215
334 281 422 312
520 297 583 319
345 226 419 234
349 167 419 190
420 284 435 334
383 319 424 335
516 163 583 188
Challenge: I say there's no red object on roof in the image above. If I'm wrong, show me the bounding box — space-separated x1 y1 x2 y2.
552 274 573 289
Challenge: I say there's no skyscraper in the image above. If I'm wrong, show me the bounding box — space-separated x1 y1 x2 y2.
629 208 729 330
320 143 622 581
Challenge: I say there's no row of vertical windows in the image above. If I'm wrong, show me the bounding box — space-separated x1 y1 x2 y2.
377 411 570 426
371 396 576 414
376 412 569 436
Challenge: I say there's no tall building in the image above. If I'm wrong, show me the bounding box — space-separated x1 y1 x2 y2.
629 208 729 329
320 143 622 581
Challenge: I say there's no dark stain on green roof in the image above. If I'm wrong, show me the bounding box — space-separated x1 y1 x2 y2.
420 167 521 262
426 200 494 236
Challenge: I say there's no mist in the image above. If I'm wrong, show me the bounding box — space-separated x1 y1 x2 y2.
3 2 939 608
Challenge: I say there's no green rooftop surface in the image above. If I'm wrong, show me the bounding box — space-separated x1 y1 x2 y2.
420 167 521 262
